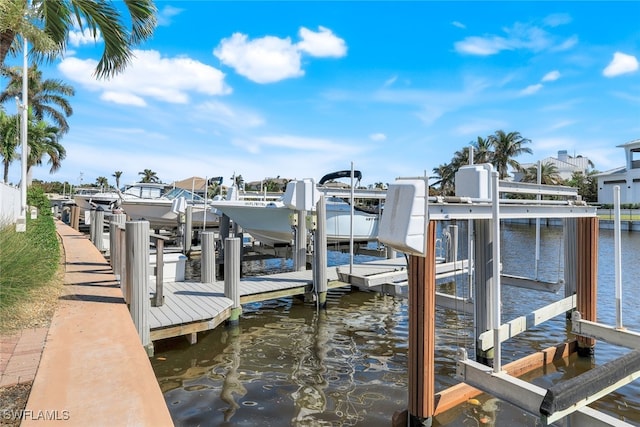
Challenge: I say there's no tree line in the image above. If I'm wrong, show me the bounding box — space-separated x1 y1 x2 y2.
430 130 598 202
1 0 157 186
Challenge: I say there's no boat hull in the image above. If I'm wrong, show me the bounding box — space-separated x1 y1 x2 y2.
211 199 379 246
120 199 219 229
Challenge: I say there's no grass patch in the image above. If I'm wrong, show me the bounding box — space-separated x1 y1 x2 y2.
0 215 63 332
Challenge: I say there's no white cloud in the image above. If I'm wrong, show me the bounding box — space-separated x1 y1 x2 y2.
454 36 510 55
297 26 347 57
542 70 561 82
195 101 265 130
58 50 231 106
452 21 466 29
603 52 639 77
214 33 303 84
454 21 577 56
520 83 543 95
101 91 146 106
214 26 346 84
383 75 398 87
369 133 386 142
157 5 183 26
543 13 572 27
68 17 101 47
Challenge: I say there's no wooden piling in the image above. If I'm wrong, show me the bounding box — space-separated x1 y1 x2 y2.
118 225 127 301
94 210 105 252
126 221 152 355
201 231 216 284
152 237 164 307
71 206 80 230
295 210 307 271
89 210 96 243
224 237 242 323
576 216 598 356
109 214 126 272
407 220 437 424
314 196 328 307
185 205 193 254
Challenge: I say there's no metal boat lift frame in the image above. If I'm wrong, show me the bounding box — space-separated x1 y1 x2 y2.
380 165 639 426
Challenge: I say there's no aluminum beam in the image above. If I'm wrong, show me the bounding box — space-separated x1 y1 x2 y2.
501 274 564 293
478 295 576 351
572 312 640 350
456 348 635 426
428 203 597 221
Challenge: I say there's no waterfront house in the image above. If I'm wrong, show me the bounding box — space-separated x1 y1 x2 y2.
596 138 640 205
514 150 592 182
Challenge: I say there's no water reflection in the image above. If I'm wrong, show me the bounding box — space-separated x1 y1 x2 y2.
152 223 640 426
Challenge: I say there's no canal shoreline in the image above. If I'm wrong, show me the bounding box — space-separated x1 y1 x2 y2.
505 218 640 231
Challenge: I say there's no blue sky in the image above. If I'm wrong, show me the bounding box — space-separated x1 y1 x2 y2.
3 1 640 189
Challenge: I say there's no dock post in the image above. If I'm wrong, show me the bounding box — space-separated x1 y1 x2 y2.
94 210 105 252
563 218 577 318
474 219 495 365
152 238 164 307
126 220 152 355
576 217 598 356
314 196 328 307
295 210 307 271
219 214 230 276
109 213 126 272
224 237 242 323
407 220 437 425
71 206 80 230
89 210 96 243
118 225 127 301
446 224 458 263
201 231 216 284
185 205 193 254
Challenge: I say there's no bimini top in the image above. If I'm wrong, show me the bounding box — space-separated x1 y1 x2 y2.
319 170 363 185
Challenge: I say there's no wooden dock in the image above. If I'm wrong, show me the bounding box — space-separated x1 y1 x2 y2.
148 257 468 343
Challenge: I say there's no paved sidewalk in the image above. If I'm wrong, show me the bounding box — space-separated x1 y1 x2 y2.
13 221 173 426
0 328 48 387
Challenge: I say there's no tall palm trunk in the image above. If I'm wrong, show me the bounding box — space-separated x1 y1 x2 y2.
0 30 16 66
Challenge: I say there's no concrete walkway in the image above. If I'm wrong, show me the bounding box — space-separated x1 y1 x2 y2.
17 221 173 426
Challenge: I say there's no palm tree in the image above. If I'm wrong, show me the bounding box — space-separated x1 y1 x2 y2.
520 161 563 185
1 65 74 133
138 169 159 183
0 0 157 79
489 130 533 179
0 2 58 64
472 136 493 164
112 171 123 188
26 116 65 179
431 163 456 196
0 110 20 183
95 176 109 189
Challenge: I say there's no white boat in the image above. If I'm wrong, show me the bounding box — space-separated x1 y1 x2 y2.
73 182 169 211
119 187 219 230
211 178 383 246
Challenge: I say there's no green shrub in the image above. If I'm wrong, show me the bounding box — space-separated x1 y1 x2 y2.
0 215 59 310
27 186 52 216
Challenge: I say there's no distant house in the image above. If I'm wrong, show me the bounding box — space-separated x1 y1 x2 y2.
513 150 592 182
596 139 640 205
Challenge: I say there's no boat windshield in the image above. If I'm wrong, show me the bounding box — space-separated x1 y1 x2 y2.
163 188 206 202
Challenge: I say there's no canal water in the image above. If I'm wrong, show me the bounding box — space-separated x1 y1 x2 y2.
150 223 640 426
